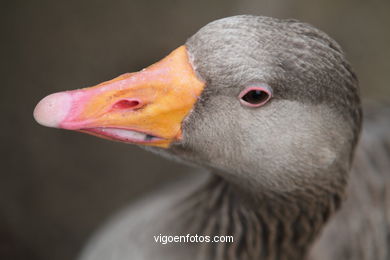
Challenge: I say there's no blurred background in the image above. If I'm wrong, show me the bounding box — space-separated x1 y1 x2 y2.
2 0 389 259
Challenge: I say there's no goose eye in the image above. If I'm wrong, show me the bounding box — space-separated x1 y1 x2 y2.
239 86 272 107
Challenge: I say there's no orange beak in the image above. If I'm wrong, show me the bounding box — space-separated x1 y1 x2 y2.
33 46 205 148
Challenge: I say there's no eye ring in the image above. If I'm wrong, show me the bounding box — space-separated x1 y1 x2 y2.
239 85 273 107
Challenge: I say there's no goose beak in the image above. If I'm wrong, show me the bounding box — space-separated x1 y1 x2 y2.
33 46 205 148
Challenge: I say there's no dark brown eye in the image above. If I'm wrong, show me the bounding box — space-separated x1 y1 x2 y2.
239 86 272 107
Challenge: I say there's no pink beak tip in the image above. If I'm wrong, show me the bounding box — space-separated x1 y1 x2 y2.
33 92 72 128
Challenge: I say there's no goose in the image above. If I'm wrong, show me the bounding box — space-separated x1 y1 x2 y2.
33 15 390 260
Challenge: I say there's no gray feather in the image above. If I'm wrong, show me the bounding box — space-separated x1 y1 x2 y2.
79 16 389 260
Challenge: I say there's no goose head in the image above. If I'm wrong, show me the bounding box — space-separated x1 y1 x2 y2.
34 15 361 194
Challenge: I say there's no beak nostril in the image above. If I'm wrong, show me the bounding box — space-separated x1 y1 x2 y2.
112 99 141 110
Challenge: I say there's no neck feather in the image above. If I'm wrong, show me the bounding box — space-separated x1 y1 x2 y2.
170 173 344 260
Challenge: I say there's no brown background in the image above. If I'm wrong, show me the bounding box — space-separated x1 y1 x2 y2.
2 0 390 259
